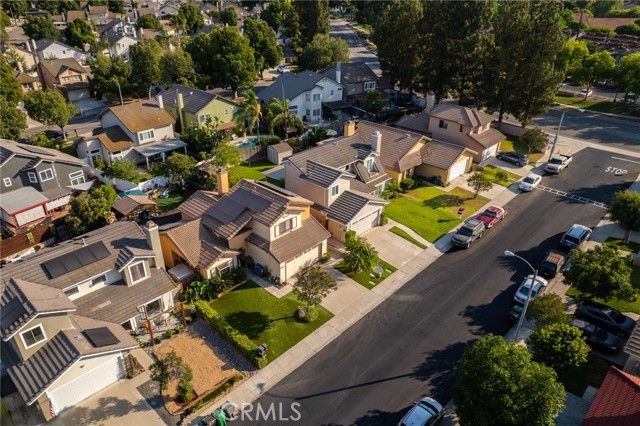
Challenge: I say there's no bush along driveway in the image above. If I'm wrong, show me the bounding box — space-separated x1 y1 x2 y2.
384 186 489 243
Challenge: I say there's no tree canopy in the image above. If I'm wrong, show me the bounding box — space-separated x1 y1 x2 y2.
130 38 163 97
0 97 27 140
243 17 283 78
573 51 616 98
293 0 330 46
520 128 549 155
175 3 205 33
103 159 139 181
136 13 161 29
526 294 571 328
65 185 118 234
0 56 23 106
159 48 196 87
23 15 60 41
299 33 349 71
609 190 640 244
344 231 379 273
528 323 590 372
293 265 337 313
23 90 78 138
64 19 97 50
219 7 238 27
616 53 640 99
150 153 197 185
87 54 132 99
467 173 493 198
454 334 566 426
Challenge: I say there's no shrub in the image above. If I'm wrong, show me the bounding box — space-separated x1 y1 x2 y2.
185 373 245 415
296 306 318 323
320 252 332 264
495 170 509 182
425 175 444 186
380 212 389 226
127 370 135 379
387 181 401 197
165 329 174 338
155 336 162 344
400 178 415 192
258 135 281 146
94 158 105 171
225 265 247 284
178 365 195 402
195 300 267 368
174 325 182 334
586 25 616 36
244 256 255 268
616 23 640 36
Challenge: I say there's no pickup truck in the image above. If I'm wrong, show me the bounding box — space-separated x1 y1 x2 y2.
544 154 572 174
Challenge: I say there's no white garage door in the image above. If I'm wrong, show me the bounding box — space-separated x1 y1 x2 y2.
284 245 321 280
449 157 470 181
350 210 380 234
49 355 124 413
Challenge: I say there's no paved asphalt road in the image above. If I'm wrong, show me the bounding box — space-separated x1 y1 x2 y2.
330 18 381 76
235 147 640 426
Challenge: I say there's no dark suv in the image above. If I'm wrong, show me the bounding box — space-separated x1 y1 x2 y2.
496 151 529 166
539 250 567 278
560 224 592 250
574 301 636 338
451 219 484 249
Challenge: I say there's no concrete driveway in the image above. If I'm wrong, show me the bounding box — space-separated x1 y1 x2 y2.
362 225 424 268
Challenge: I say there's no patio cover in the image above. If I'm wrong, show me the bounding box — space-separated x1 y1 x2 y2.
133 140 188 157
168 263 195 282
0 187 48 214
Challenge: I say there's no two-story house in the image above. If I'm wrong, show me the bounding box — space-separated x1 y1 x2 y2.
320 61 378 104
38 58 91 103
105 33 139 62
157 85 241 131
12 70 42 94
77 101 187 168
160 173 331 282
256 71 343 122
34 39 88 64
1 220 177 420
284 123 391 241
0 139 89 231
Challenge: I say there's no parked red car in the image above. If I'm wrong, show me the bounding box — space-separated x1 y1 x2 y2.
476 206 507 228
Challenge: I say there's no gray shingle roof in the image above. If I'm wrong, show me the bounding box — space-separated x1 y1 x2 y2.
288 134 371 171
158 84 238 115
0 139 85 167
257 71 338 103
320 62 377 84
178 190 219 219
430 103 495 127
355 121 425 172
0 187 49 214
325 190 388 225
420 140 470 170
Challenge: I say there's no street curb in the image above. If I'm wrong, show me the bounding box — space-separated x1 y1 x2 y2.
554 103 640 124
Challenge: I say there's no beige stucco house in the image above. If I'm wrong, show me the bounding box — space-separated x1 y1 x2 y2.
37 58 91 103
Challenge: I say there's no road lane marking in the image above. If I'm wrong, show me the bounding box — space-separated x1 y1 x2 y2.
611 156 640 164
536 185 608 209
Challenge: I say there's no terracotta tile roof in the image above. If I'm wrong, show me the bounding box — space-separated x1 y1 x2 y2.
98 126 134 152
355 121 425 172
67 10 87 21
583 367 640 426
103 101 175 133
111 195 157 216
421 140 474 170
430 103 495 127
246 217 330 263
12 70 38 85
178 190 219 219
326 190 388 225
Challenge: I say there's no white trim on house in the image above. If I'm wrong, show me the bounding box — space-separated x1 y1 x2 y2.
19 324 47 349
128 260 148 284
39 169 54 182
117 255 155 272
28 172 38 183
3 309 78 341
330 184 340 198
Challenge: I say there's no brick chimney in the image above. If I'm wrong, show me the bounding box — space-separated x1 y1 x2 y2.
143 221 165 270
343 120 355 137
217 168 229 195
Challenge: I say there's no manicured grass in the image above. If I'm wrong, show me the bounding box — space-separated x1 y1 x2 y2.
479 164 521 187
209 281 333 363
557 354 612 396
566 263 640 314
229 160 277 182
384 186 489 243
334 260 397 290
155 189 194 212
130 172 153 184
499 135 544 164
604 237 640 254
555 96 629 115
389 226 428 250
60 143 77 157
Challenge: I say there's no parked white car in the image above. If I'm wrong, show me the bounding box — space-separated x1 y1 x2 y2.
513 274 549 305
277 65 290 73
398 397 443 426
578 88 593 97
519 173 542 192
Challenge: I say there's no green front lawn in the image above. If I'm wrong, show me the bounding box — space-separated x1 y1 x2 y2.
155 188 194 212
479 164 521 187
604 237 640 254
334 260 397 289
230 160 277 182
555 96 630 115
389 226 428 250
500 136 544 163
557 353 612 396
209 281 332 363
384 186 489 242
566 263 640 314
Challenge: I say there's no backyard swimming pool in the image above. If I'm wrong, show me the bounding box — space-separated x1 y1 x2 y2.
236 138 258 149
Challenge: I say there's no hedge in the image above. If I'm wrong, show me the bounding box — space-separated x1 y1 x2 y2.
194 300 267 368
184 372 245 415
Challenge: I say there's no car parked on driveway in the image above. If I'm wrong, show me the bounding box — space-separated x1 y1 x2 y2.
572 319 622 353
496 151 529 166
398 397 443 426
513 274 549 305
559 224 592 250
476 205 507 229
574 301 636 338
519 173 542 192
451 219 484 249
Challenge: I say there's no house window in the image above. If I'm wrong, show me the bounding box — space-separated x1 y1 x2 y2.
288 105 298 114
88 274 107 288
277 217 296 236
224 109 228 115
20 324 47 349
139 298 162 317
375 183 384 196
111 150 123 161
64 286 80 296
128 261 148 284
199 114 211 123
305 109 311 117
3 178 11 187
305 94 311 102
438 120 448 130
313 109 321 116
312 94 321 101
69 170 85 186
459 125 463 132
90 149 102 163
364 81 375 91
331 184 340 198
28 172 38 183
366 158 374 171
138 130 155 142
39 169 54 182
330 90 334 96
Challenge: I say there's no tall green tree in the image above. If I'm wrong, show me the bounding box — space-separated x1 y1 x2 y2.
0 97 27 140
527 294 572 328
529 323 590 372
169 12 188 33
520 128 549 155
0 56 22 106
264 98 303 138
150 152 197 185
243 17 283 78
591 0 623 17
175 3 205 33
238 89 261 135
261 0 294 33
103 159 139 181
466 173 493 199
136 13 161 29
130 38 163 98
363 90 383 114
23 15 60 41
159 48 196 87
65 185 118 234
299 33 348 71
573 51 616 99
564 244 636 302
293 0 330 46
209 139 241 169
454 334 566 426
87 54 132 99
344 231 379 273
293 265 337 315
2 0 28 18
558 39 590 77
609 190 640 244
65 19 97 49
219 7 238 26
616 53 640 101
4 45 29 72
23 90 78 139
107 0 125 14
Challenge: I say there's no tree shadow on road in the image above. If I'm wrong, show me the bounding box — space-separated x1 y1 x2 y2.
353 408 408 426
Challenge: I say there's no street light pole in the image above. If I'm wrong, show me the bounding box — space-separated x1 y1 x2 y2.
549 109 566 160
504 250 539 343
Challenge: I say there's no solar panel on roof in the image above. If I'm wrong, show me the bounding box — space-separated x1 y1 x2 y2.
21 145 53 156
84 327 120 347
42 241 111 278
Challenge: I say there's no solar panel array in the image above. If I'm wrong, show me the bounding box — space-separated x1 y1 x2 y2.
84 327 120 347
42 241 111 278
21 145 53 156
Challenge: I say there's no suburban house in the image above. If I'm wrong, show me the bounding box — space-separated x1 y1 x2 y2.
1 220 178 420
355 121 476 185
582 367 640 426
396 103 504 163
98 19 137 40
284 122 391 241
256 71 343 122
0 139 89 231
77 101 187 168
160 173 331 282
13 70 41 94
102 33 139 62
267 143 293 165
34 39 88 64
321 62 378 103
37 58 91 103
157 85 241 131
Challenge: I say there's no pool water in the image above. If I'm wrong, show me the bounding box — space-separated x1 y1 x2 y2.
117 189 146 197
236 139 258 149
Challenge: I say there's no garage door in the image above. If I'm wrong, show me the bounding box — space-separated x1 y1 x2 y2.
284 245 321 280
49 355 124 413
449 157 469 181
350 210 380 234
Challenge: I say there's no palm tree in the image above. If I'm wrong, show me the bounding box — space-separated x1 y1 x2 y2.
238 90 261 135
266 98 303 139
